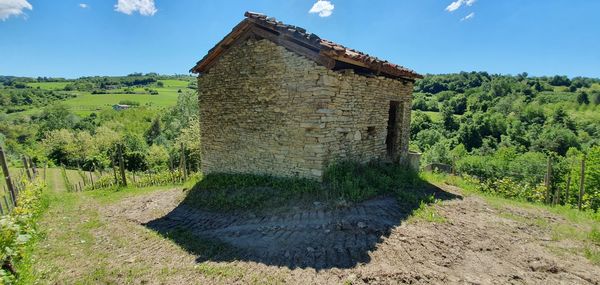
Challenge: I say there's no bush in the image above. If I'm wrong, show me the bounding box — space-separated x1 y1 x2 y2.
118 100 140 106
0 179 46 283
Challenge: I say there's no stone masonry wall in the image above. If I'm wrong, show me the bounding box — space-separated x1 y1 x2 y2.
198 39 331 178
198 39 413 180
315 69 413 166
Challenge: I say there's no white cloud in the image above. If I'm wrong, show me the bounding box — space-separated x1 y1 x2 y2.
79 3 88 8
461 12 475 21
445 0 476 12
309 0 334 17
0 0 32 21
114 0 157 16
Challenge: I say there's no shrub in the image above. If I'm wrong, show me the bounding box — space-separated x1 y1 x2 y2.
0 179 46 283
118 100 140 106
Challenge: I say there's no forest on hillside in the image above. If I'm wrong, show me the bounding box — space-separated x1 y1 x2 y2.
0 74 200 176
0 72 599 210
410 72 600 210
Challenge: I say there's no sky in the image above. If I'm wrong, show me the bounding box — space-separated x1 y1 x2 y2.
1 0 599 78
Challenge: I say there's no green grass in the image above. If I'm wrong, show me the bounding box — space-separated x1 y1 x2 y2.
420 111 442 122
61 91 179 116
414 111 462 123
196 263 245 280
408 198 447 224
183 161 424 212
159 79 191 88
11 79 191 117
85 184 184 204
26 82 69 90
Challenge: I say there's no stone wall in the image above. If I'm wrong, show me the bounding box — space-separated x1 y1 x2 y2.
198 39 413 179
310 69 413 166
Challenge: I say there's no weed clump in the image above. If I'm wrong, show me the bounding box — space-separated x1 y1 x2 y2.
184 161 425 212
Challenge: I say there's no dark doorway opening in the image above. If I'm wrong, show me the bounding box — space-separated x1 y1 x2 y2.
386 101 400 160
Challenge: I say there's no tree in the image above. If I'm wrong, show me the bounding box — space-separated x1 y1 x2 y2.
441 104 457 131
146 144 169 171
415 129 444 151
577 91 590 105
38 104 79 133
42 129 76 166
594 92 600 105
549 75 571 87
532 126 579 156
144 117 162 145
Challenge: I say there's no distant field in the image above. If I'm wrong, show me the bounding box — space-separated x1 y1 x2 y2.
13 79 192 116
62 92 179 115
27 82 69 90
413 111 461 123
159 79 191 88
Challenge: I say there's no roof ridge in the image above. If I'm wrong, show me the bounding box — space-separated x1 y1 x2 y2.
191 12 422 80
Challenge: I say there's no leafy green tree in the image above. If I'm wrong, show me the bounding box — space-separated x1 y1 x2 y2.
532 126 579 156
144 117 162 145
594 92 600 105
410 111 433 140
415 129 444 151
577 91 590 105
177 118 202 171
549 75 571 87
146 144 170 171
38 104 79 134
162 90 199 140
441 104 457 131
584 146 600 210
42 129 76 166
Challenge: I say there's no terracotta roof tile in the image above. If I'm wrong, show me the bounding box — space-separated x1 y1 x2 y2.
191 12 422 80
244 12 422 80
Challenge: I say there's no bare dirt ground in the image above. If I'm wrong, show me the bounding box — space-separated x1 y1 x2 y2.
31 180 600 284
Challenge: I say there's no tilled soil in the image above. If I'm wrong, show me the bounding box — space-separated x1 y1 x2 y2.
96 186 600 284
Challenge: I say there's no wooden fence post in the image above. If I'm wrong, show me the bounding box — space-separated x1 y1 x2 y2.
111 153 119 186
3 195 10 212
545 156 552 204
22 156 32 181
565 175 571 206
29 157 37 178
578 155 586 210
180 143 187 181
118 144 127 187
89 172 94 190
0 147 17 206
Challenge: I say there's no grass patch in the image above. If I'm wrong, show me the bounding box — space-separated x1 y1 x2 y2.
184 161 426 212
590 228 600 245
196 263 245 280
85 184 184 204
408 198 447 224
584 247 600 265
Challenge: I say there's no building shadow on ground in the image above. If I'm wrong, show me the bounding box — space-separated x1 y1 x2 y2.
143 181 461 270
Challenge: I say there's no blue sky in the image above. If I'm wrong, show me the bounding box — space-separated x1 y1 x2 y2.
1 0 599 78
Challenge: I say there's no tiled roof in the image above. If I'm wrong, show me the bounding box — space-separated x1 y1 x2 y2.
191 12 423 80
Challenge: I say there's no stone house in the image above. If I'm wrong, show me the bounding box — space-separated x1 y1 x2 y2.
190 12 422 180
